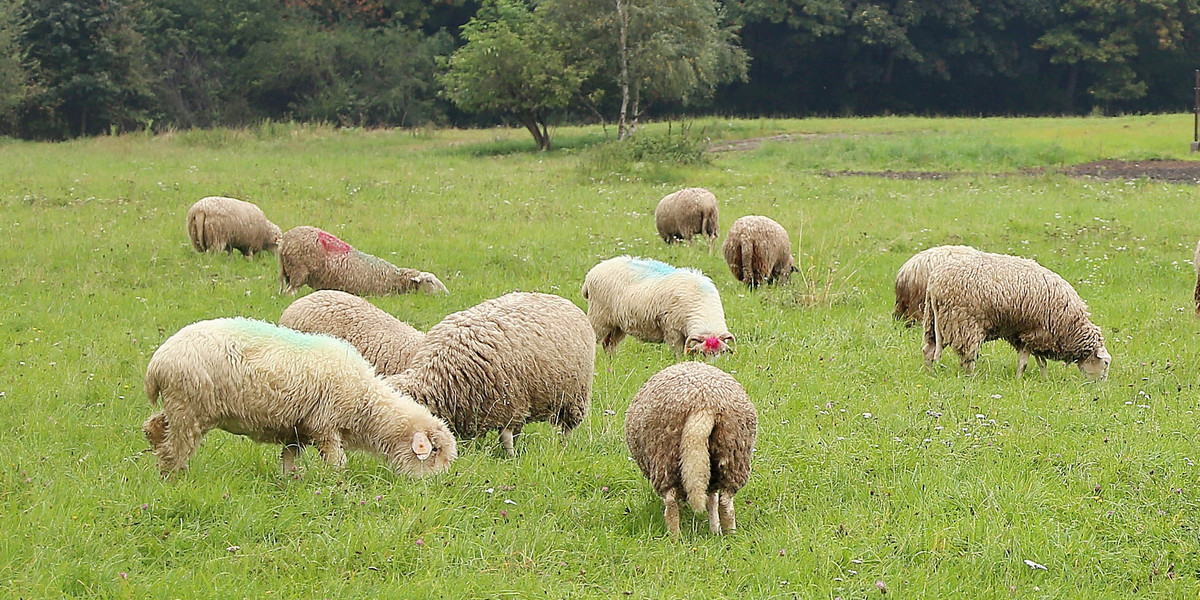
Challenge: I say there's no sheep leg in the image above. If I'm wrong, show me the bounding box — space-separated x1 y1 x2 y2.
666 331 687 357
718 492 736 533
500 428 516 457
315 434 346 468
663 489 681 538
281 444 302 474
1036 355 1048 376
1017 348 1031 378
706 492 722 535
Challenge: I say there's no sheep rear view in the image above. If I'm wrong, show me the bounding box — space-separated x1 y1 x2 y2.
386 292 594 456
278 225 448 296
581 256 733 357
143 317 456 478
655 187 720 252
722 215 796 287
625 362 757 536
922 251 1111 379
893 245 979 325
279 290 425 375
186 196 282 258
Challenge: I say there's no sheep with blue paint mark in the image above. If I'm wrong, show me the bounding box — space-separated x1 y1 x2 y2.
581 256 734 357
142 317 456 478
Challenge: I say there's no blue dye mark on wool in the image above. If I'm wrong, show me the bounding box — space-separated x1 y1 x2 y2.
627 257 679 279
223 317 353 353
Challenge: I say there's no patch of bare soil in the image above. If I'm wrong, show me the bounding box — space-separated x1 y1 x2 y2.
1058 159 1200 183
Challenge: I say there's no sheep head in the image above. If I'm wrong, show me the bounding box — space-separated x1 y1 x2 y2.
1077 345 1111 381
685 333 735 357
413 272 449 295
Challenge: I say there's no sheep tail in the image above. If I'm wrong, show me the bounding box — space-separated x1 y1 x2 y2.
741 239 756 287
188 210 206 252
679 408 715 513
930 294 944 361
580 280 589 301
144 365 162 407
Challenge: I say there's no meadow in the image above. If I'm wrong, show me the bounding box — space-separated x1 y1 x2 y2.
1 115 1199 598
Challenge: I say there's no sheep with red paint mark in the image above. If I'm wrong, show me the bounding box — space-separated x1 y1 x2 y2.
581 256 734 357
277 226 448 296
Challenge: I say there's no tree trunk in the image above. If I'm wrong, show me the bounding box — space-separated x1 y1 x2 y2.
616 0 631 140
521 115 550 151
630 85 640 137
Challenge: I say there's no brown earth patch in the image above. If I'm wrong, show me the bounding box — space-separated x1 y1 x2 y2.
1058 159 1200 183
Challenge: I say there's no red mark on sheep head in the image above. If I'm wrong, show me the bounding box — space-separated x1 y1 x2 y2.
317 231 352 254
686 333 735 357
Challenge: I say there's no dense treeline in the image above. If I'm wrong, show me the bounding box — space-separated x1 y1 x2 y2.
2 0 1199 140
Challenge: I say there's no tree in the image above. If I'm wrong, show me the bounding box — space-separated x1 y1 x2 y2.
17 0 155 138
0 0 30 133
438 0 585 150
543 0 748 139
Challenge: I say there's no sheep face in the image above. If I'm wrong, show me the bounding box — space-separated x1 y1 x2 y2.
389 427 458 476
1077 346 1111 381
415 272 449 295
685 333 734 357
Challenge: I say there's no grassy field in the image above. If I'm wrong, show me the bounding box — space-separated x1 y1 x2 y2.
2 115 1199 598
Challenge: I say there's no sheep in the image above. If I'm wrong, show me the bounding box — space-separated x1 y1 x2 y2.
279 290 426 376
624 362 757 537
186 196 282 258
278 225 448 296
922 251 1111 379
142 317 456 478
385 292 594 456
581 256 734 357
655 187 720 252
1193 239 1200 315
894 245 980 325
722 215 796 287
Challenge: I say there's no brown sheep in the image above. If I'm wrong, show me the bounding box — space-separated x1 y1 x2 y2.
655 187 720 252
722 215 796 287
186 196 282 258
625 362 757 537
279 290 426 376
278 226 448 296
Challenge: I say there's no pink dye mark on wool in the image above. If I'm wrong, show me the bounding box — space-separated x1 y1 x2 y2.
703 336 722 353
317 231 352 254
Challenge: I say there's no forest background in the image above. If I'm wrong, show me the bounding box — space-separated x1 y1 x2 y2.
4 0 1200 142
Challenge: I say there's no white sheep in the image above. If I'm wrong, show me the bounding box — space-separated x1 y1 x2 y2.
655 187 720 252
186 196 282 258
278 225 448 296
386 292 594 456
581 256 733 357
922 251 1111 379
722 215 796 287
894 244 979 325
142 317 456 477
279 290 425 376
625 362 757 537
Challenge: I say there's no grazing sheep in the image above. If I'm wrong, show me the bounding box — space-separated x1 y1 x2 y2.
722 215 796 287
142 317 456 478
922 252 1111 379
279 290 425 376
1193 239 1200 315
386 292 594 456
186 196 282 258
581 256 734 357
894 245 980 325
655 187 720 252
278 226 448 296
625 362 757 537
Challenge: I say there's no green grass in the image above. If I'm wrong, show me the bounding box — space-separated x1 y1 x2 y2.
2 115 1200 598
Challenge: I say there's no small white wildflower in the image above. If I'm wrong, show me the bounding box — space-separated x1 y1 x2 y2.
862 412 872 419
1023 559 1047 570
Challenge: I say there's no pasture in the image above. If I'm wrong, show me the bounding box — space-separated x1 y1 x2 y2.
1 115 1199 598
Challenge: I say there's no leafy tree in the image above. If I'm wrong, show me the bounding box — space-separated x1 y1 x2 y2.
0 0 30 133
438 0 585 150
543 0 748 139
17 0 155 138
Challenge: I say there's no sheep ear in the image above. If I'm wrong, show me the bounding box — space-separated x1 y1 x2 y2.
720 333 736 351
411 432 432 461
410 276 421 283
1096 347 1111 361
684 336 701 354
